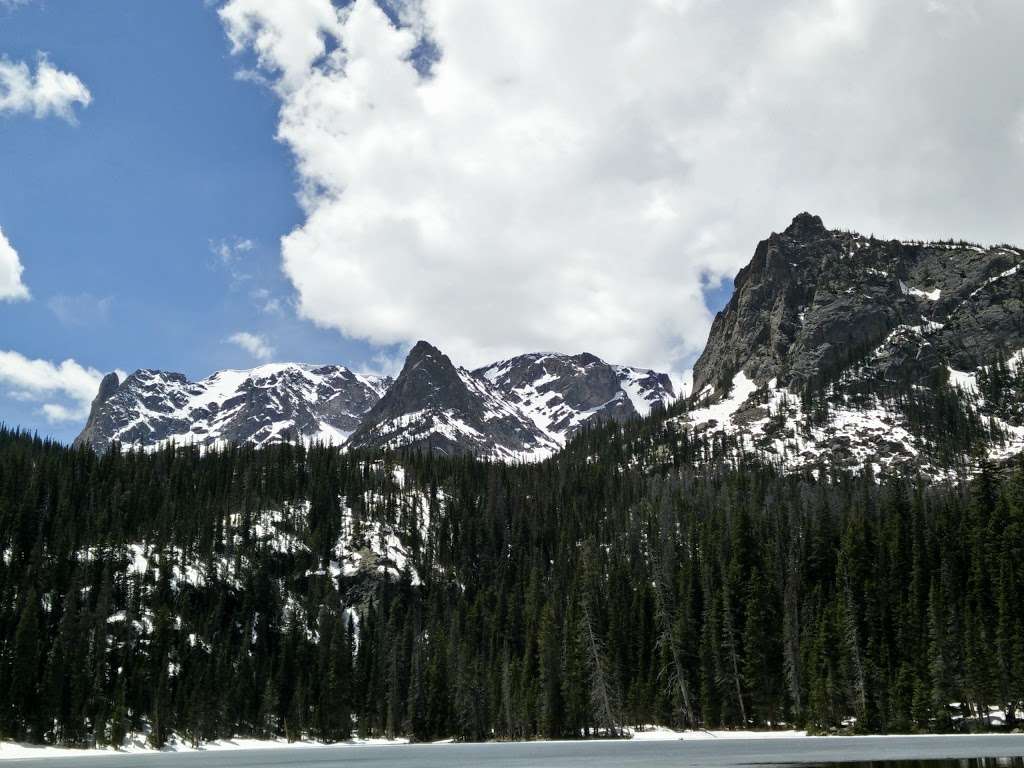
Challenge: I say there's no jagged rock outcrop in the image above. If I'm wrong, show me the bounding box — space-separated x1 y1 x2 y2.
347 341 559 459
76 372 123 450
347 343 675 459
693 212 1024 396
75 344 676 460
477 352 674 437
681 212 1024 476
74 364 392 453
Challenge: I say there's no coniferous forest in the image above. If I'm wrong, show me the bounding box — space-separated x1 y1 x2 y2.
0 415 1022 749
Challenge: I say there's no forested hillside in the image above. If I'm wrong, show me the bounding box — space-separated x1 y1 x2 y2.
0 419 1021 749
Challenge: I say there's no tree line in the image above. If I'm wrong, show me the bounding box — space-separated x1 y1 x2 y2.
0 420 1021 748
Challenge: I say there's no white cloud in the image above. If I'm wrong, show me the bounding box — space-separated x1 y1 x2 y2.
0 54 92 122
0 226 29 301
227 331 275 361
210 236 258 293
221 0 1024 372
211 236 255 265
0 350 104 422
219 0 341 89
360 345 409 379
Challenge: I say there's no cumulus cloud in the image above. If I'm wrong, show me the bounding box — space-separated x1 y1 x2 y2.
219 0 341 88
0 350 104 422
221 0 1024 372
0 226 29 301
0 54 92 122
227 331 275 361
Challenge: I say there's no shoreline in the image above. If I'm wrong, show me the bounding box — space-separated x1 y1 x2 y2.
3 727 1024 761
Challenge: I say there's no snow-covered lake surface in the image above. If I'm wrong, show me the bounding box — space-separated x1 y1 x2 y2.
1 734 1023 767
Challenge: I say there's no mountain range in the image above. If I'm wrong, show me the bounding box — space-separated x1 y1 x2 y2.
75 212 1024 474
8 212 1024 749
75 343 675 459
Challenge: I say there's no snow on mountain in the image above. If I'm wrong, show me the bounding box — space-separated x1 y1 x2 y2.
76 344 677 461
348 343 674 460
475 352 675 447
75 363 391 453
676 213 1024 477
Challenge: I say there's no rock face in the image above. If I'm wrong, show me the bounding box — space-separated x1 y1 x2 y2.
74 364 392 453
346 342 559 460
477 352 673 437
682 212 1024 475
348 343 676 459
76 344 676 460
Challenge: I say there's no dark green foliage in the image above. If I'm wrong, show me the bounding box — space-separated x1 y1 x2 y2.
0 422 1021 747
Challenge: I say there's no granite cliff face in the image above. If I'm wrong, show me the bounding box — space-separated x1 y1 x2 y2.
76 344 676 460
693 212 1024 394
681 213 1024 475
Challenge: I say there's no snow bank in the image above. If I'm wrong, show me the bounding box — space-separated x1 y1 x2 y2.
0 735 408 761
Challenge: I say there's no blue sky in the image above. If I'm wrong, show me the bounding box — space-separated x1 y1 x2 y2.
2 0 1020 443
0 1 405 441
0 1 734 443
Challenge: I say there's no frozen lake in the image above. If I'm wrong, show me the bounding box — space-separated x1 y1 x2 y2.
1 735 1023 767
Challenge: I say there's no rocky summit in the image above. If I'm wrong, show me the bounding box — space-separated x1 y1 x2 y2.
75 343 676 460
679 212 1024 476
75 364 392 454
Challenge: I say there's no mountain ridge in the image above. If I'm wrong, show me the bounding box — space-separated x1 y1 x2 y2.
679 212 1024 476
73 212 1024 474
75 343 677 459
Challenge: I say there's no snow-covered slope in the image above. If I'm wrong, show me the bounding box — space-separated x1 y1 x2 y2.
348 343 675 460
75 364 391 453
676 213 1024 476
76 345 676 460
476 352 675 446
346 342 561 461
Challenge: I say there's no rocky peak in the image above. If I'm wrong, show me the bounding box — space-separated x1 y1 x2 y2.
477 352 675 439
379 340 477 415
681 213 1024 476
347 343 560 459
74 363 392 453
345 344 678 459
694 213 1024 400
783 211 827 239
75 372 123 451
95 371 121 402
73 342 676 461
